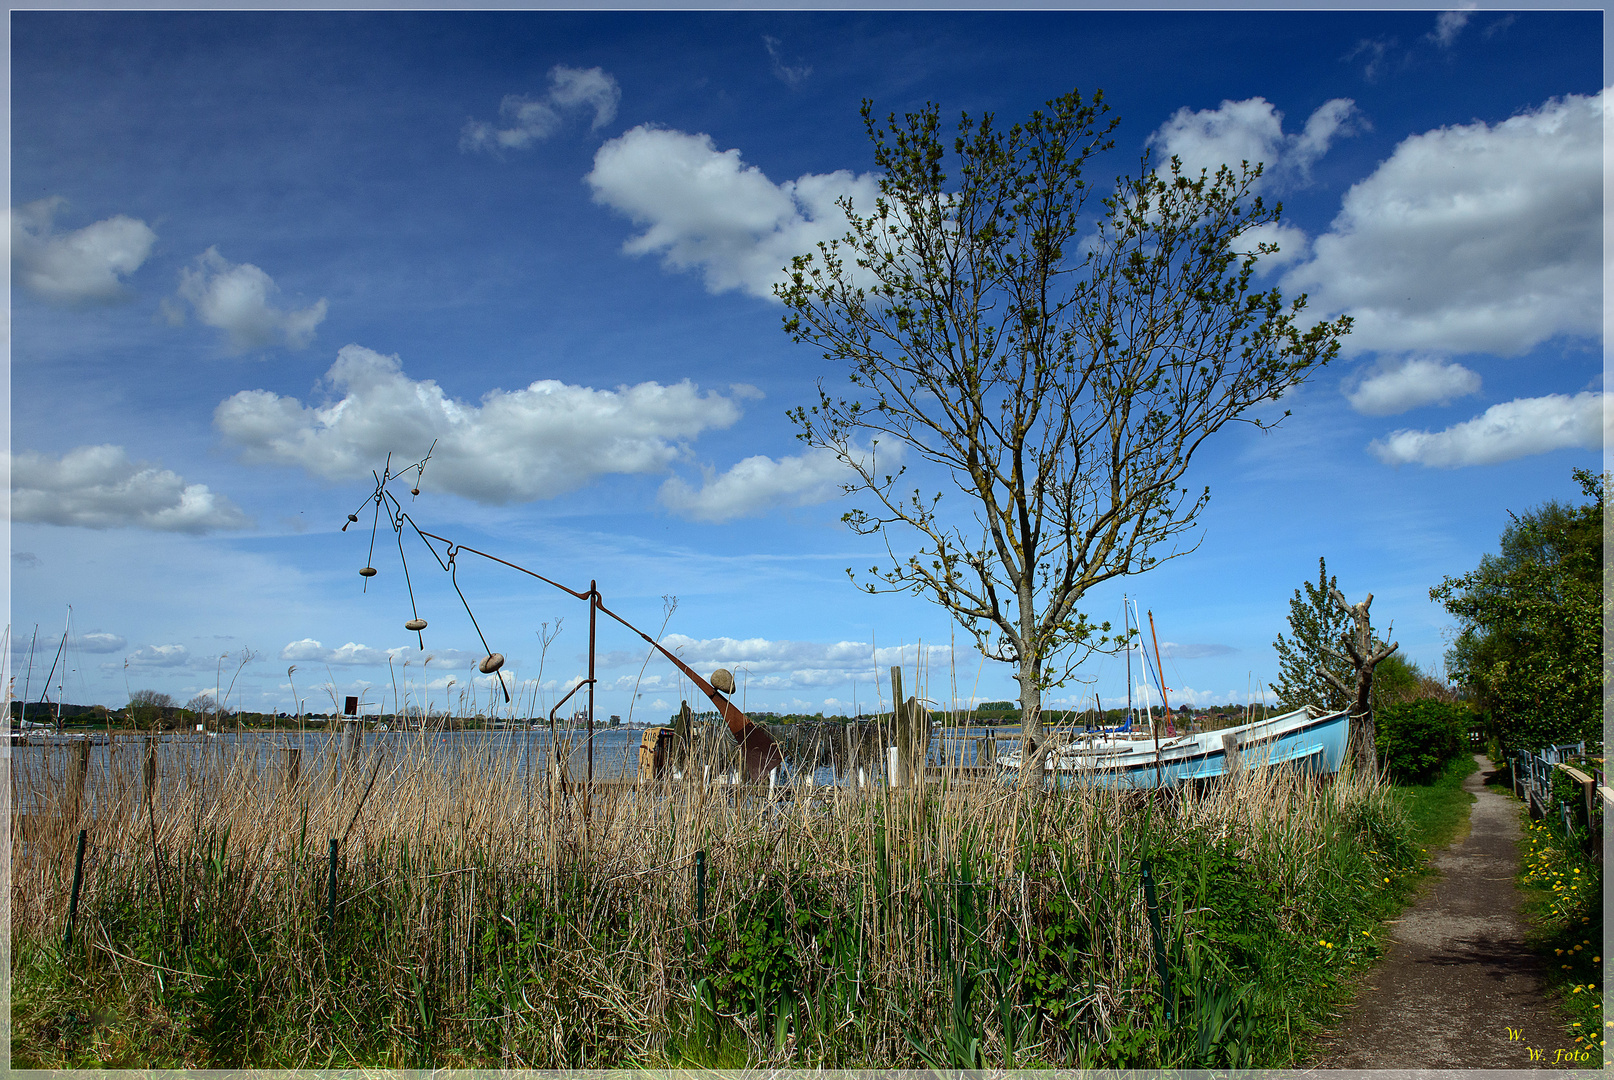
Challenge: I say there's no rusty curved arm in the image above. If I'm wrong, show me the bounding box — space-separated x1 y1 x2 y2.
591 596 753 741
412 527 758 743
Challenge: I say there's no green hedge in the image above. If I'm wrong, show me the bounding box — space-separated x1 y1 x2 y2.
1374 698 1469 783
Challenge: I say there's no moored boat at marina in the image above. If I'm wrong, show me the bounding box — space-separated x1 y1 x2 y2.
996 704 1352 789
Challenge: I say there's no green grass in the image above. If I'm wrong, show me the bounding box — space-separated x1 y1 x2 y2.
10 744 1432 1070
1515 798 1604 1064
1387 752 1479 859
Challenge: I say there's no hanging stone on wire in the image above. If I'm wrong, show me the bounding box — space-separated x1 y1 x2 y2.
405 619 427 631
360 567 377 577
479 653 504 674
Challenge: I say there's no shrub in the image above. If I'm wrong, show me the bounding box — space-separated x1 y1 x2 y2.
1374 698 1468 783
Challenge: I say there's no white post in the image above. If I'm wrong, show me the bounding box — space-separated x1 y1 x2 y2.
888 745 900 788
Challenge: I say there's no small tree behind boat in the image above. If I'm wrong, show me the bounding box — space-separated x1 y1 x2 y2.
778 88 1351 761
1270 556 1354 714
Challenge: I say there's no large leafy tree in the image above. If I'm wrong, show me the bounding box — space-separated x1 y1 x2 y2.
1431 469 1605 754
778 89 1350 751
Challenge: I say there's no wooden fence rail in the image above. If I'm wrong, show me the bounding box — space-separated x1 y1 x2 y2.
1511 740 1603 852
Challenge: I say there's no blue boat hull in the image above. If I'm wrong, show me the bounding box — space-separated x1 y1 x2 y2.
1005 706 1353 790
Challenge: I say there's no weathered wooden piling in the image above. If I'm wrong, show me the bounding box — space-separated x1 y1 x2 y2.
72 739 91 814
142 737 158 796
282 747 302 794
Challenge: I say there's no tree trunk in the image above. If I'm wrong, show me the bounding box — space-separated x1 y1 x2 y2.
1317 588 1397 778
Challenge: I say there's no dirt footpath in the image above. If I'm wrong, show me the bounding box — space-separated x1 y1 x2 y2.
1308 755 1588 1070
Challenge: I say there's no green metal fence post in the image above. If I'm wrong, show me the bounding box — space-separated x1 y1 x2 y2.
64 828 87 947
1140 856 1172 1025
695 848 706 929
327 838 338 938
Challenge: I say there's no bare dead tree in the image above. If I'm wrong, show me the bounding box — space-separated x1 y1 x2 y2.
1317 587 1398 775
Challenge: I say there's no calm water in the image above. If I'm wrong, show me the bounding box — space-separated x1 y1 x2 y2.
10 724 1018 811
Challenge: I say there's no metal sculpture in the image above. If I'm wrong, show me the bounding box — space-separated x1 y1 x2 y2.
343 448 783 781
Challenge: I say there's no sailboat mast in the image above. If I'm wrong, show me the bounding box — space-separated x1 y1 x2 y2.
57 607 72 731
40 609 69 732
20 624 38 726
1131 599 1153 731
1123 597 1136 723
1147 609 1172 726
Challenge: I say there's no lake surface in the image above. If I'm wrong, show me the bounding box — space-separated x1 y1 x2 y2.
10 723 1018 799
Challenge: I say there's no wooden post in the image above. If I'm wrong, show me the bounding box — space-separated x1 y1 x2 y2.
282 747 302 794
1222 731 1243 774
143 737 157 796
73 739 91 814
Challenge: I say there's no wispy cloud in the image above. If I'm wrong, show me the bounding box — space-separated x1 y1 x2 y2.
762 35 812 87
659 443 901 523
1427 6 1475 48
461 65 621 153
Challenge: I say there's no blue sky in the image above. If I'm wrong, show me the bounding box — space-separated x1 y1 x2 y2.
6 10 1604 722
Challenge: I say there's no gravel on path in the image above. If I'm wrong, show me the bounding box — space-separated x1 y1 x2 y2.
1308 755 1591 1070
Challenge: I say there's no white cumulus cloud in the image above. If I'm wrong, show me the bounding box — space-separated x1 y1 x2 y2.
1344 356 1483 415
10 197 156 303
1285 91 1602 358
461 65 621 153
9 444 251 533
587 124 880 300
173 247 327 351
1148 97 1362 189
281 639 483 668
601 635 952 693
126 644 192 668
216 344 744 504
659 444 900 523
77 631 129 654
1370 391 1609 468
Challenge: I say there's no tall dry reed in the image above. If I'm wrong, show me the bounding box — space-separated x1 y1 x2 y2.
11 729 1403 1068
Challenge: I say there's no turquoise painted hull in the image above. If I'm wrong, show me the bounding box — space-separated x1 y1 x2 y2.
1003 706 1353 790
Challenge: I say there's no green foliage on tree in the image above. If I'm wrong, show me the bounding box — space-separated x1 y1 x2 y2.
1269 557 1352 712
1373 698 1468 783
1431 469 1605 755
778 89 1350 748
